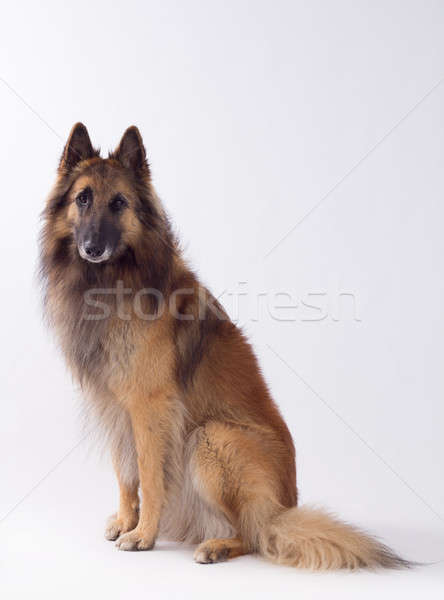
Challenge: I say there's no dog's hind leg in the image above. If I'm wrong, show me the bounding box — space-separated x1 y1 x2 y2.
190 422 290 563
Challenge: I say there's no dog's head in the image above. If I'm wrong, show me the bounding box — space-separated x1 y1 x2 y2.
41 123 175 296
47 122 166 266
40 124 177 323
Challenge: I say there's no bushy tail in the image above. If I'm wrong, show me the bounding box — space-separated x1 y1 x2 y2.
258 506 411 570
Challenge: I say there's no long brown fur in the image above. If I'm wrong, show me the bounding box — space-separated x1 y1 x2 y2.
39 123 410 569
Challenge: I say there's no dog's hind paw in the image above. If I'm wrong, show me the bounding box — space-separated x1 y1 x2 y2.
194 538 246 563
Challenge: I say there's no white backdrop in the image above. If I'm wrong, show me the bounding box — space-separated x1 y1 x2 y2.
1 1 443 598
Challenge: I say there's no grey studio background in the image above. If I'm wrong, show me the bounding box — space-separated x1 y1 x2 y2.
1 1 443 598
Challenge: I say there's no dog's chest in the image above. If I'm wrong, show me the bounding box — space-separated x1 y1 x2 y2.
49 285 174 397
61 312 136 392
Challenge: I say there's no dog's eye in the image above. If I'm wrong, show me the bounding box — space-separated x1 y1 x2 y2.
109 194 127 212
76 188 92 207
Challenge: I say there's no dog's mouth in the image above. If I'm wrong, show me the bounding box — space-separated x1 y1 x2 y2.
78 244 113 264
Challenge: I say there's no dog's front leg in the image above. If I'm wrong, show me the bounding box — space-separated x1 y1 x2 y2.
105 454 139 541
115 393 170 551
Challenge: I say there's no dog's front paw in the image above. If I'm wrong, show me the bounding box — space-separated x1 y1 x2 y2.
105 513 138 541
115 527 156 551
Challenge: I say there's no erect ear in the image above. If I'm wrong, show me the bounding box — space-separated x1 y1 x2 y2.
59 122 96 173
114 126 149 175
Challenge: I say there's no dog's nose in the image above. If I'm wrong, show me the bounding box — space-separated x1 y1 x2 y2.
84 242 104 258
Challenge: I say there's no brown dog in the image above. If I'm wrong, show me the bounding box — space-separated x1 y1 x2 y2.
39 123 408 569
